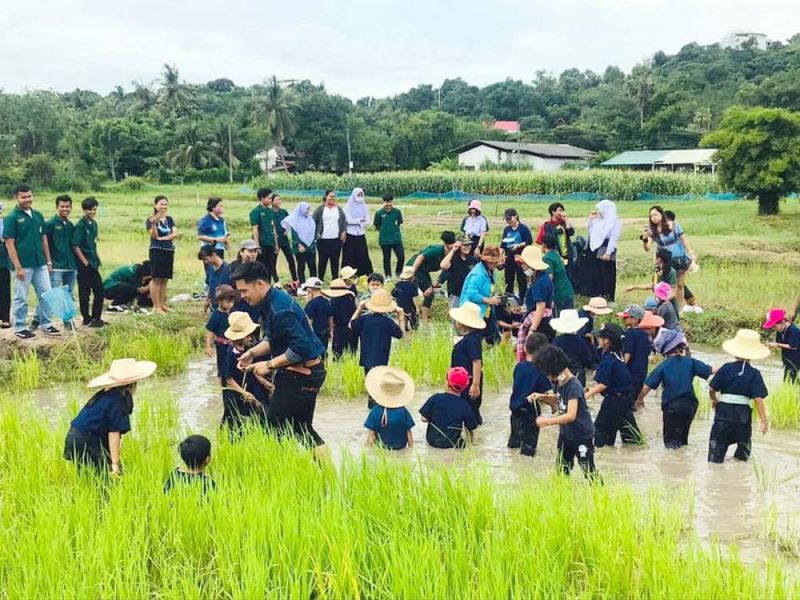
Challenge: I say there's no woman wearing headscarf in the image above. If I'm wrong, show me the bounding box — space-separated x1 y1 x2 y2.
281 202 318 282
586 199 621 301
342 188 374 277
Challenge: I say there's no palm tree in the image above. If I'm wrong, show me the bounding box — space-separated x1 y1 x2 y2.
626 65 655 129
165 124 224 169
157 64 196 117
252 76 296 171
130 81 157 112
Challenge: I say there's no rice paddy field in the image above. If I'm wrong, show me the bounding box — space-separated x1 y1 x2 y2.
2 182 800 597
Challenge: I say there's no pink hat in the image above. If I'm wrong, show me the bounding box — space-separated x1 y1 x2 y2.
653 282 672 301
447 367 470 392
468 199 481 212
763 308 786 329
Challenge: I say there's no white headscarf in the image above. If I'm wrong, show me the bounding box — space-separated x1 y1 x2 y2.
281 202 316 247
588 199 620 252
344 187 368 235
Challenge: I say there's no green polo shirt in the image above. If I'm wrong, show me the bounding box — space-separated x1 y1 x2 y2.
543 249 574 303
103 265 141 290
273 208 289 247
373 207 404 246
2 206 46 269
46 215 77 271
250 205 276 248
72 217 101 269
410 244 445 274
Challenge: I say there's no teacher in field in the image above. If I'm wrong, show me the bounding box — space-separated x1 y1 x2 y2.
342 188 373 277
585 199 621 301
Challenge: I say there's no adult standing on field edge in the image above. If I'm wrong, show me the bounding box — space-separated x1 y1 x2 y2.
44 194 78 328
585 199 621 301
146 195 177 314
536 202 574 270
251 188 279 282
342 187 374 277
3 184 57 338
313 190 347 281
500 208 532 299
374 193 404 278
271 194 298 283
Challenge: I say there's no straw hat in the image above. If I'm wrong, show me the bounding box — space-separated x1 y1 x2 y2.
637 311 665 329
582 297 612 315
365 366 415 408
365 288 398 313
449 302 487 330
549 309 589 334
340 266 357 281
224 311 259 341
88 358 157 389
322 278 355 298
520 246 547 271
399 266 415 281
722 329 770 361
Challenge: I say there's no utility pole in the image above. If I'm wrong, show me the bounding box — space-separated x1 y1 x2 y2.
346 126 353 174
227 122 233 184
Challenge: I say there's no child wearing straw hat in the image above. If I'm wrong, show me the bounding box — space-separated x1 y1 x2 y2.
205 284 239 382
419 367 479 448
302 277 333 356
763 308 800 383
508 332 552 456
515 246 555 361
707 330 770 463
449 302 487 424
350 289 405 408
324 277 358 359
636 329 715 449
221 311 270 433
364 367 416 450
64 358 157 475
550 309 593 386
392 266 419 331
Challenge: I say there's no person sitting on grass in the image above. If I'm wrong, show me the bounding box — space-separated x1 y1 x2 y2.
103 261 153 312
763 308 800 383
323 277 358 359
164 434 216 495
64 358 156 475
205 284 238 383
534 346 600 481
550 309 594 387
708 329 770 464
350 288 405 408
508 332 552 456
302 277 333 357
450 302 487 425
419 367 479 449
585 323 641 447
221 312 271 435
364 366 415 450
636 329 715 450
392 266 419 331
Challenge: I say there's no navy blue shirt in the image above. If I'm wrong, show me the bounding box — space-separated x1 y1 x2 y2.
163 469 216 495
553 334 595 374
710 361 768 424
304 296 333 337
392 280 418 313
330 294 357 326
364 406 415 450
205 309 230 338
594 353 632 397
255 287 326 363
556 377 594 442
622 327 651 380
510 360 552 410
351 313 403 369
234 298 261 323
71 389 131 435
419 392 479 448
777 324 800 371
496 297 523 328
450 331 483 379
221 345 270 406
207 262 231 302
146 216 175 251
645 356 713 413
525 273 553 317
500 223 533 252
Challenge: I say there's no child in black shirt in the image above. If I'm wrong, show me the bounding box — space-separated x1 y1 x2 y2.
164 434 216 495
449 302 486 425
392 266 419 330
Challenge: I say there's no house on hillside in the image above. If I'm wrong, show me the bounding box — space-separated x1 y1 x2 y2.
720 31 768 50
602 149 718 173
254 146 297 174
492 120 521 134
454 140 595 171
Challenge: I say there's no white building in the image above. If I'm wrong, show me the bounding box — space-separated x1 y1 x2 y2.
720 31 768 50
454 140 595 171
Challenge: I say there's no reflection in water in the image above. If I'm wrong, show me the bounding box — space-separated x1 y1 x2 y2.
28 345 800 562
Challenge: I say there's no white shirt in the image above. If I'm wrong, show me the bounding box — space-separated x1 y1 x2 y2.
321 206 340 239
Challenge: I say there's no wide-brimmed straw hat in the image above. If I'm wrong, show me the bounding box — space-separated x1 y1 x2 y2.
214 284 239 301
88 358 157 389
582 296 613 315
722 329 771 361
365 289 398 313
399 266 415 281
653 328 687 356
340 266 357 281
449 302 487 330
479 246 502 263
322 278 355 298
519 246 547 271
224 311 259 341
365 366 415 408
763 308 786 329
549 309 589 334
638 311 665 329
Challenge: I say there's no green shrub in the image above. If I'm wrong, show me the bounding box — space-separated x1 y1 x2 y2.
116 175 147 191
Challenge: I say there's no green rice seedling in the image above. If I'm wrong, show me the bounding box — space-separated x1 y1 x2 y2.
767 381 800 429
11 351 41 391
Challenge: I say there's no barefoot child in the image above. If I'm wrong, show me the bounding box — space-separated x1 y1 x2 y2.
508 332 552 456
449 302 486 424
636 329 715 449
163 434 216 494
205 285 238 382
708 330 770 463
419 367 479 449
364 367 415 450
763 308 800 383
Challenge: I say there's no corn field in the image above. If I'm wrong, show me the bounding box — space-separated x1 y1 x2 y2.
258 170 724 202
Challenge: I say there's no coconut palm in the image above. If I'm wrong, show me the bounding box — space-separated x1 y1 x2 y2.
626 65 655 129
165 124 224 169
130 81 157 112
157 64 196 117
252 76 296 171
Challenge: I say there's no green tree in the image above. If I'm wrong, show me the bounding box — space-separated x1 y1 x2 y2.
252 76 297 171
626 65 655 129
88 118 142 181
158 64 196 117
165 123 224 169
702 106 800 215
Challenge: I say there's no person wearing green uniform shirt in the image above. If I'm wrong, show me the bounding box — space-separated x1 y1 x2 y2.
72 196 105 328
543 234 575 316
104 262 153 309
407 231 456 323
250 188 279 282
38 194 78 330
3 184 58 339
271 193 297 283
374 193 405 279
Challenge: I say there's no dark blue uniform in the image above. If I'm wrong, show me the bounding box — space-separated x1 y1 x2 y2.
450 331 484 424
64 388 132 471
419 392 479 448
593 353 639 447
508 360 552 456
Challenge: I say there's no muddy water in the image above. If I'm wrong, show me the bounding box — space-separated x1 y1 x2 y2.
29 345 800 561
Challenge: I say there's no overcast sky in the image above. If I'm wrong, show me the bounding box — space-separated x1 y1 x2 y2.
1 0 798 99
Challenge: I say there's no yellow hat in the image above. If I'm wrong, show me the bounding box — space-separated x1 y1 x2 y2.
322 278 355 299
449 302 487 330
88 358 157 389
520 246 547 271
722 329 771 361
340 266 357 280
365 289 398 314
365 366 415 408
224 311 259 341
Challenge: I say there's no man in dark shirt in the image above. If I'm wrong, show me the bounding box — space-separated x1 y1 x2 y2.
440 236 478 308
233 262 327 453
407 230 456 322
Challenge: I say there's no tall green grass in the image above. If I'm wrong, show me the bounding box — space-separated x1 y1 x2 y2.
0 393 793 597
768 381 800 429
